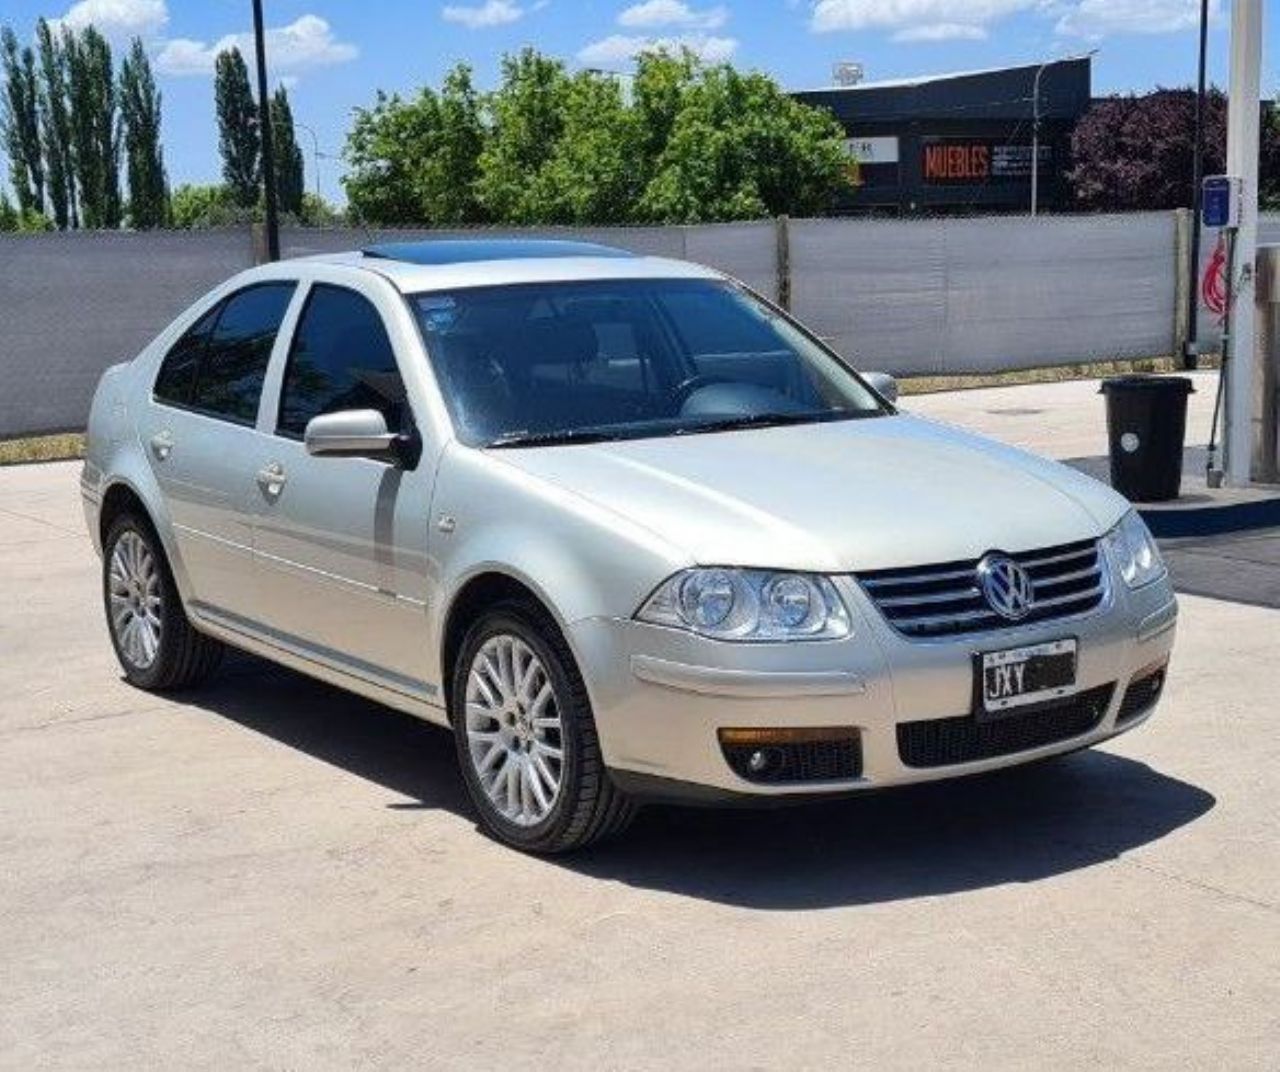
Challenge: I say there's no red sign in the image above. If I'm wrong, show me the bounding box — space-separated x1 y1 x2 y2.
923 143 991 183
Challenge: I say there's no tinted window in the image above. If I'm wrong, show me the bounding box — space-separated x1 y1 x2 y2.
189 283 295 424
278 285 406 438
154 305 219 406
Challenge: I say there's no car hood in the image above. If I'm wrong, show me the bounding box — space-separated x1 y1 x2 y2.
489 414 1129 573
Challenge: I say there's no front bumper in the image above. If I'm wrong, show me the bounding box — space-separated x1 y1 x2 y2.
570 572 1177 800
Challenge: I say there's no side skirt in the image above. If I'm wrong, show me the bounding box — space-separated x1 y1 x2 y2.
189 602 449 728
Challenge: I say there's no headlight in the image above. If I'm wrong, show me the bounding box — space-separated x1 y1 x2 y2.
637 568 852 641
1103 510 1166 589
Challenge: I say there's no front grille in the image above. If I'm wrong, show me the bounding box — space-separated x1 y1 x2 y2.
860 538 1107 639
721 734 863 785
897 684 1115 768
1117 665 1167 725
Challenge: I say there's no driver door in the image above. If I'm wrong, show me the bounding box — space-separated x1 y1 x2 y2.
246 281 437 701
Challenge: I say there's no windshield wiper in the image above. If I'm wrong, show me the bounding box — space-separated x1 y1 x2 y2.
487 428 627 449
674 410 854 437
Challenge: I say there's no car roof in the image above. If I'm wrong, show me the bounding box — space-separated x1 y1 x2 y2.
363 238 637 265
288 239 724 293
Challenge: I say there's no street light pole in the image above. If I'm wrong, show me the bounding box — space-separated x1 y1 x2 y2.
1031 61 1048 217
251 0 280 261
1030 51 1097 217
1185 0 1211 371
295 121 324 200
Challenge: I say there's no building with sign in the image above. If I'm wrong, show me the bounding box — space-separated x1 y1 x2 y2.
794 58 1093 215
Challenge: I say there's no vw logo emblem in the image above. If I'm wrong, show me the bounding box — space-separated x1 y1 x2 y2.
976 554 1035 621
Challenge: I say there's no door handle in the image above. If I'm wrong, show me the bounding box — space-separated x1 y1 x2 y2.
256 462 287 497
149 430 174 461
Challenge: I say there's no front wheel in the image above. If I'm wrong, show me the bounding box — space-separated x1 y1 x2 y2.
102 513 225 691
451 601 633 853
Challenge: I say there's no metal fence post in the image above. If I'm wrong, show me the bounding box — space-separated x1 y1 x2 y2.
1173 208 1192 361
775 215 792 311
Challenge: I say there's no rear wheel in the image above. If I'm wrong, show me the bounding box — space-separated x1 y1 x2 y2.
451 600 633 853
102 513 225 691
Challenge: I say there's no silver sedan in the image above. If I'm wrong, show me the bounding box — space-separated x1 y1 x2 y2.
81 240 1177 853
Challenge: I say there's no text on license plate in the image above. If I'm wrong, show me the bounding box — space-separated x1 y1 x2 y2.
979 638 1078 715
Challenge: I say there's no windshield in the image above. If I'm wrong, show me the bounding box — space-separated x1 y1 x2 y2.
409 278 887 448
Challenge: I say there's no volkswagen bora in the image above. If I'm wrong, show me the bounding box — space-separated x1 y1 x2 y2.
82 240 1177 853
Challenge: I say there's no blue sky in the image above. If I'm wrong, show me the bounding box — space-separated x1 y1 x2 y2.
2 0 1274 199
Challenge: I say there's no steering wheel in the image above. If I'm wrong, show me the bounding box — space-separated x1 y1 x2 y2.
671 373 737 409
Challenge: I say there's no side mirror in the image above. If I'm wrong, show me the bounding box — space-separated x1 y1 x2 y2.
304 409 400 461
863 371 899 405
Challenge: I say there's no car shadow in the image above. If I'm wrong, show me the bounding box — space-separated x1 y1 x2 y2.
190 653 1215 911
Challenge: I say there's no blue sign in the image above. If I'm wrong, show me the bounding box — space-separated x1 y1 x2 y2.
1202 176 1239 229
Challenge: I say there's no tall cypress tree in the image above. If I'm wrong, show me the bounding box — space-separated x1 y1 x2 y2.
1 26 45 215
269 85 304 216
36 18 75 229
65 26 120 228
215 48 260 208
119 37 167 228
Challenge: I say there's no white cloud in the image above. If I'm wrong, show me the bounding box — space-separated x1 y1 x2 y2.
441 0 527 29
52 0 168 38
892 21 987 41
618 0 729 31
1056 0 1220 39
810 0 1034 34
155 14 357 77
577 31 738 66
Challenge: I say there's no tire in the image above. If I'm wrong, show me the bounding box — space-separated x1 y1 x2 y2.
102 512 225 691
450 599 634 854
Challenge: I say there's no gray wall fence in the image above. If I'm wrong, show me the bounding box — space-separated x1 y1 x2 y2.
2 212 1268 439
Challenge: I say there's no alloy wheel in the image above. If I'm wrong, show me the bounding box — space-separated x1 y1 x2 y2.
464 633 565 827
107 530 163 670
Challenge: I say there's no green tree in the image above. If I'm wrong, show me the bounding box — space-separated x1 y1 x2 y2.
431 63 485 223
214 48 260 208
632 50 697 182
639 61 849 222
345 88 444 224
169 182 244 228
1 26 45 215
299 191 341 225
341 47 849 226
0 188 17 229
476 48 569 223
35 18 75 229
119 37 168 228
526 71 639 224
269 85 304 216
65 26 121 228
345 63 489 226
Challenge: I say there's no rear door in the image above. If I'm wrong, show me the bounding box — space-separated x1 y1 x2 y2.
138 282 298 619
246 281 437 699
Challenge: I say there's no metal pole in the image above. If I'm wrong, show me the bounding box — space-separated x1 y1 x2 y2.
295 121 323 200
252 0 280 262
1223 0 1263 486
1185 0 1211 371
1029 52 1096 217
1031 62 1046 217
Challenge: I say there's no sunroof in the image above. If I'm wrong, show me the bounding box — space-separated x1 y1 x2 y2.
361 239 636 266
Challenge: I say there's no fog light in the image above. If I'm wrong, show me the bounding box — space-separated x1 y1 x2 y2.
748 750 770 773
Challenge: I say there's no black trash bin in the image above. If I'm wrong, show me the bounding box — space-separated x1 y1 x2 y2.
1099 376 1195 502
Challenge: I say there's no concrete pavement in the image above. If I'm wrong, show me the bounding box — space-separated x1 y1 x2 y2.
2 442 1279 1069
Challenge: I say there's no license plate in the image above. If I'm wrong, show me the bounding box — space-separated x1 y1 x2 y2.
978 639 1078 717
